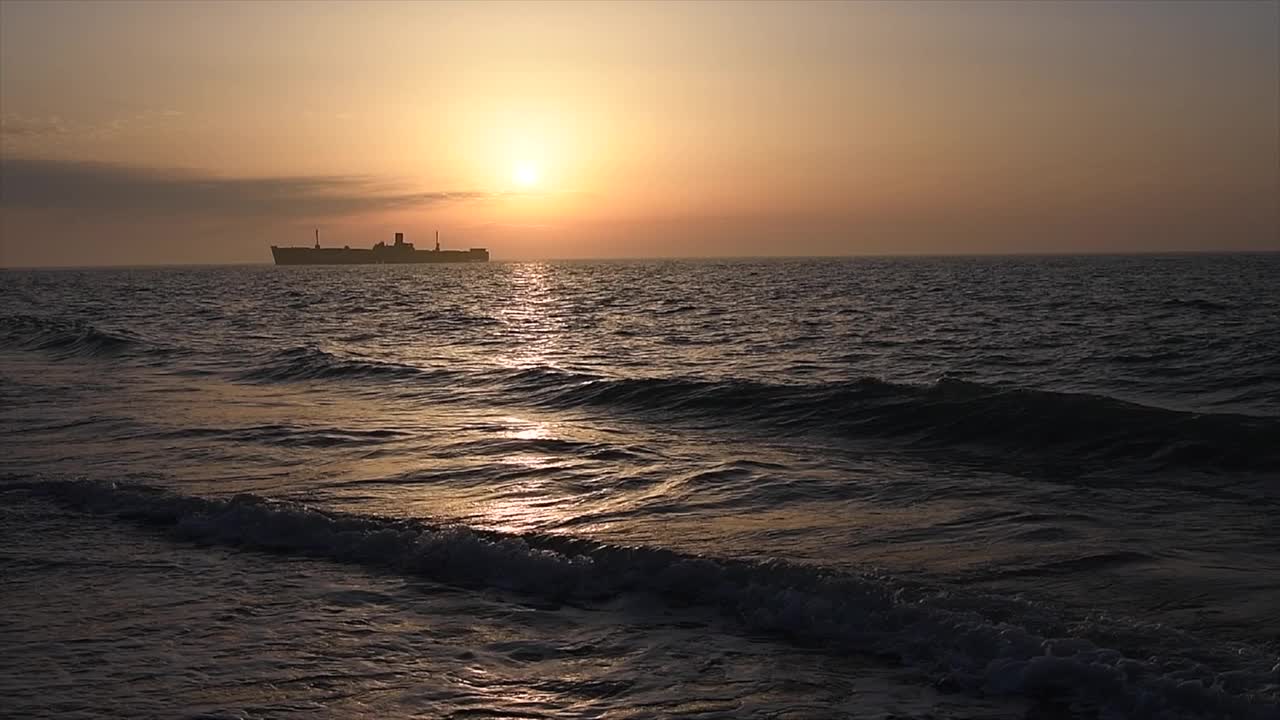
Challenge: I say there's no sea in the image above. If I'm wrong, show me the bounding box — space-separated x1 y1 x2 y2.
1 254 1278 719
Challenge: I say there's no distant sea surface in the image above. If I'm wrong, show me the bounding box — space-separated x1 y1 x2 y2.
2 255 1278 719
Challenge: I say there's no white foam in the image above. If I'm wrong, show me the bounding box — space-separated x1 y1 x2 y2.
8 477 1278 720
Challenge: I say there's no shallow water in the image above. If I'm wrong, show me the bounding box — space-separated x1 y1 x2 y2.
2 255 1278 718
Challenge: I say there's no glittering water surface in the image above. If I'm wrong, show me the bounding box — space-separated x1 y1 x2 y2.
2 255 1278 719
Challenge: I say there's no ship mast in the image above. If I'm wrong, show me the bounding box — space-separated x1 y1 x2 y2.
314 228 320 249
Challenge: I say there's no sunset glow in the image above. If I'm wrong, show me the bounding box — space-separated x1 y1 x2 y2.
0 0 1276 266
512 162 540 189
2 3 1278 717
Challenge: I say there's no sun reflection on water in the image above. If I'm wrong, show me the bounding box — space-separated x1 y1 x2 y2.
495 263 568 372
459 415 590 534
506 418 551 441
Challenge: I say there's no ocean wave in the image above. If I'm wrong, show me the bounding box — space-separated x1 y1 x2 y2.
229 349 1280 474
6 477 1277 720
238 346 457 383
0 314 145 359
150 423 414 448
492 369 1280 475
1162 298 1236 313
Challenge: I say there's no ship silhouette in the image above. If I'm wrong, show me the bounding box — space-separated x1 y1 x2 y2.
271 230 489 265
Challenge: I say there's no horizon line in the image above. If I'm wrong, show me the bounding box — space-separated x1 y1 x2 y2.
4 248 1278 270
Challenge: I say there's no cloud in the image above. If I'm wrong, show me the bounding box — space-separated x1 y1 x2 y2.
3 109 189 144
0 156 489 218
0 115 70 138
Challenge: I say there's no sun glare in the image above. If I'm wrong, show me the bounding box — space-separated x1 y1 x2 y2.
513 162 540 188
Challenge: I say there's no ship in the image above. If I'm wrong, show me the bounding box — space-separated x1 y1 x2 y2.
271 230 489 265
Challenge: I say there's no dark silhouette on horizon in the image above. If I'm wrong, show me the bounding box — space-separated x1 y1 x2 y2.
270 230 489 265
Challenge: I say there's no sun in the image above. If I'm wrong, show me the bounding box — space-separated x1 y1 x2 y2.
512 162 540 188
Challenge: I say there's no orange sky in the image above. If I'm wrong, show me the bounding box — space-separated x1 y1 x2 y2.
1 0 1277 265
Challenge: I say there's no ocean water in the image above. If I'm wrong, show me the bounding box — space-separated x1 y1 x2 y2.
1 254 1278 719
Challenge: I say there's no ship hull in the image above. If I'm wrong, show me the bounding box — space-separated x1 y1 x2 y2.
271 247 489 265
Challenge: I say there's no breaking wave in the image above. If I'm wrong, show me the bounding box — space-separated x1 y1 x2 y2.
5 477 1277 720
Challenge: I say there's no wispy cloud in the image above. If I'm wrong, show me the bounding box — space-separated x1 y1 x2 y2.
0 115 70 138
2 109 188 144
0 156 490 218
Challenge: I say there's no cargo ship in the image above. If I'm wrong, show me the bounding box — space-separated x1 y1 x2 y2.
271 230 489 265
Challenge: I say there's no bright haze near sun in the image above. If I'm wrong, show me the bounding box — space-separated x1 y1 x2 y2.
0 0 1276 266
513 162 540 189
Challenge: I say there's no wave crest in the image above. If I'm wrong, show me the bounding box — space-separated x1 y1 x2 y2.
6 478 1276 719
238 346 455 383
233 352 1280 474
0 314 142 359
496 368 1280 475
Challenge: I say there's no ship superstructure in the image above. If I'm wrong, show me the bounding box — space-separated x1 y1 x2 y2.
271 230 489 265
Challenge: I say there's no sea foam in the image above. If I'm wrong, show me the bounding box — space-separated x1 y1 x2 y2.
6 477 1277 720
